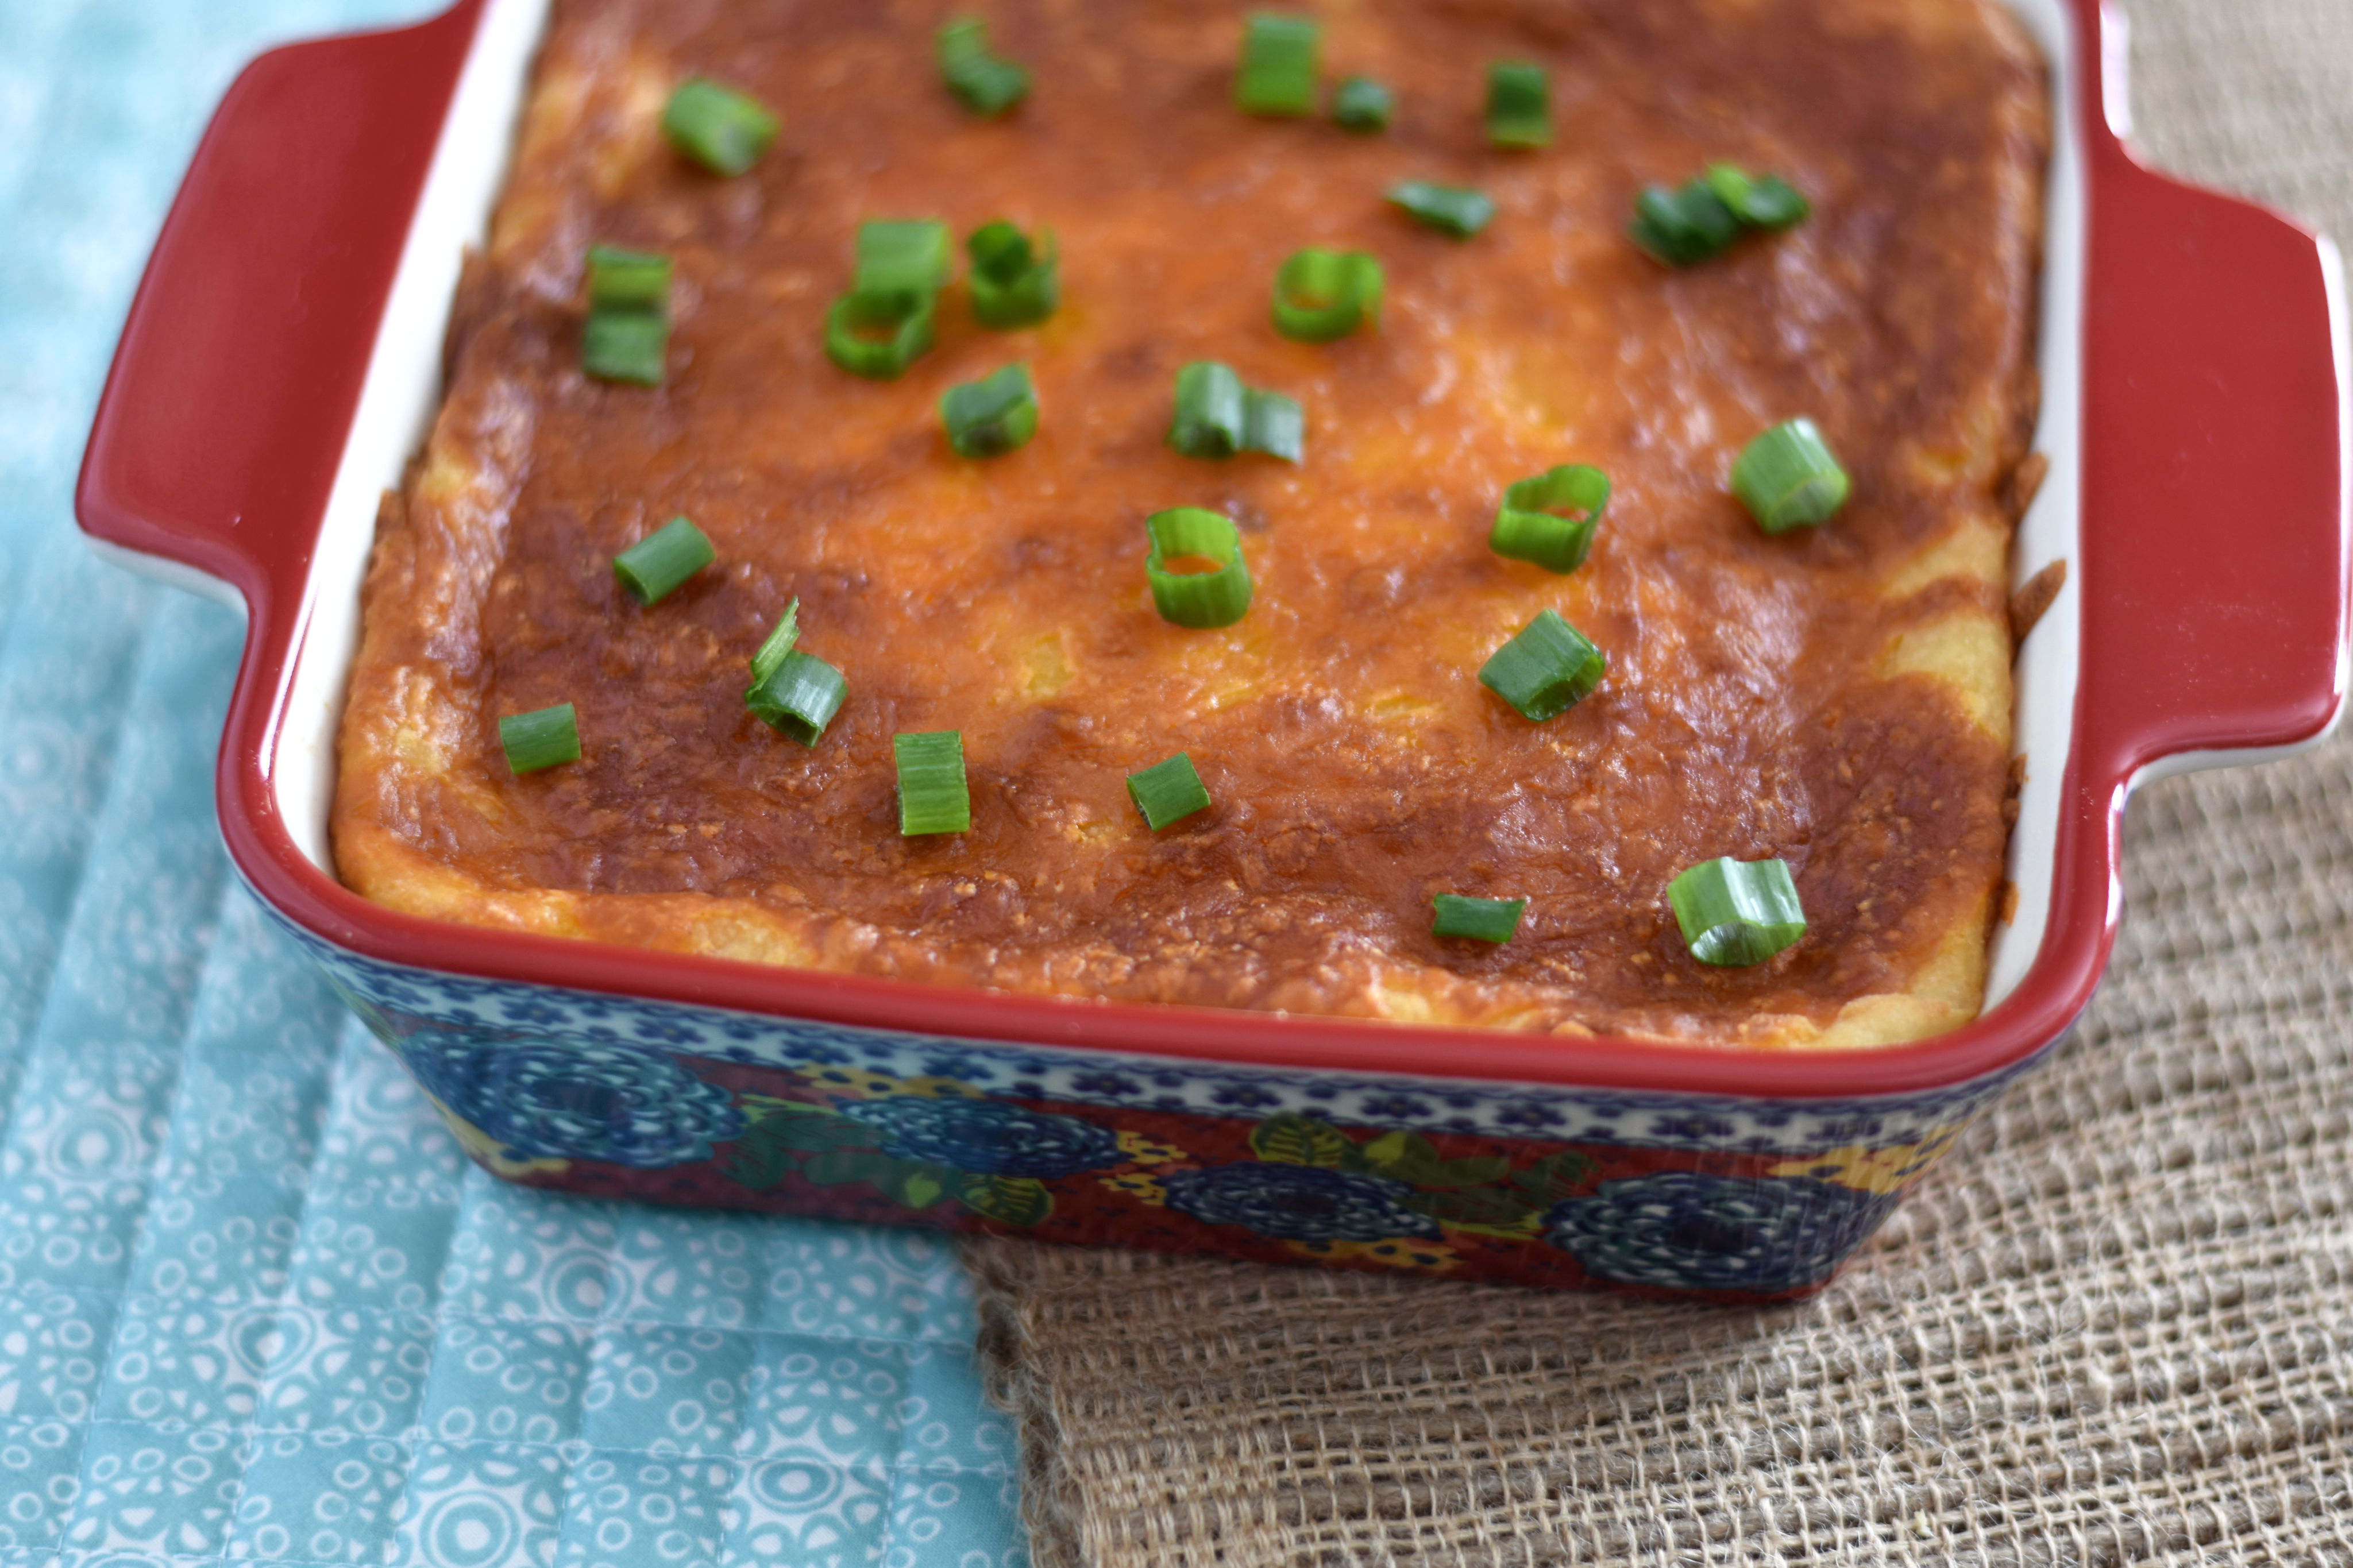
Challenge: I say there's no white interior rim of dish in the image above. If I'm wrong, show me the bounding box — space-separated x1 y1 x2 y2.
207 0 2104 1014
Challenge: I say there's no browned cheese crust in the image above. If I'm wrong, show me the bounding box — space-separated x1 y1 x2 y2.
334 0 2050 1047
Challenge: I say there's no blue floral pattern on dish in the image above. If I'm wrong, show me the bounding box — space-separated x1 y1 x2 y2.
395 1033 745 1168
1161 1164 1442 1243
836 1096 1123 1177
1544 1171 1897 1292
291 925 2032 1155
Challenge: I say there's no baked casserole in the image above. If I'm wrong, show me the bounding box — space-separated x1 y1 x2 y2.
334 0 2050 1047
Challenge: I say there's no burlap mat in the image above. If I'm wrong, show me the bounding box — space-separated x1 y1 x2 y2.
965 3 2353 1561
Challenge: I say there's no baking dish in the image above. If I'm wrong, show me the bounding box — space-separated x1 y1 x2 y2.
76 0 2347 1297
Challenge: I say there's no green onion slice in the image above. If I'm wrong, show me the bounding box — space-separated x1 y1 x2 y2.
1145 508 1253 629
1127 753 1213 830
1486 61 1550 148
1630 168 1807 265
1242 388 1304 462
1628 179 1741 267
1489 465 1608 573
581 246 672 384
1705 163 1810 230
745 596 847 746
1331 75 1394 133
1167 362 1303 462
967 221 1059 329
895 731 971 835
612 516 715 604
1271 249 1383 342
937 18 1032 116
854 219 954 303
582 311 668 385
660 79 780 177
1479 608 1605 721
499 704 580 775
940 363 1040 458
1387 180 1495 240
1431 893 1525 944
585 245 671 311
747 651 846 746
749 597 801 686
1668 856 1807 966
1731 418 1849 532
824 288 938 379
1168 362 1245 458
1236 13 1319 117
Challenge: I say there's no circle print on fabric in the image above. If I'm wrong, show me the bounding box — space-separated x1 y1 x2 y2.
420 1493 519 1567
1160 1163 1441 1243
397 1033 745 1168
836 1096 1122 1177
1543 1171 1897 1292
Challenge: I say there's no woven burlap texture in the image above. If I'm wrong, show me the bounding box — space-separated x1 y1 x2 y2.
965 2 2353 1562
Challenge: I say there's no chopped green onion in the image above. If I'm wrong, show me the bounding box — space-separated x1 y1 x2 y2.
967 221 1059 329
1167 362 1303 462
855 219 954 303
499 704 580 774
1236 13 1319 117
582 311 668 385
1168 362 1245 457
1126 753 1213 830
1489 465 1608 573
1731 419 1849 532
1387 180 1495 240
1271 249 1383 342
1479 608 1605 721
937 18 1031 116
1668 856 1807 966
824 288 938 379
1331 75 1394 132
826 221 952 376
1486 61 1550 148
1630 167 1808 266
1145 508 1253 629
612 516 715 604
895 731 971 835
744 597 846 745
940 364 1040 458
585 245 671 311
749 598 801 686
581 246 671 385
1242 388 1304 462
1431 893 1525 944
660 79 780 176
1628 179 1741 267
747 651 846 746
1706 163 1810 229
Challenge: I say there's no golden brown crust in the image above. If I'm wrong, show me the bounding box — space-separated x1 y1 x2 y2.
334 0 2049 1046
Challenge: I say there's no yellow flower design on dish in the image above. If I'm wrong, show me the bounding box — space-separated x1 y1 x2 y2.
1099 1172 1168 1205
795 1063 983 1100
1115 1131 1188 1165
1773 1125 1966 1195
1289 1237 1459 1272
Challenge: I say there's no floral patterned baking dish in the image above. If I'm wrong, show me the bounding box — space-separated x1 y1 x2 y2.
75 0 2347 1299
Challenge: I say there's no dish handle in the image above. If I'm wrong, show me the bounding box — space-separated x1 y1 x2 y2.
73 0 485 620
2078 129 2351 787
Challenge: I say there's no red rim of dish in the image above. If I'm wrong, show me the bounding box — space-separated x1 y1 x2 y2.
73 0 2350 1101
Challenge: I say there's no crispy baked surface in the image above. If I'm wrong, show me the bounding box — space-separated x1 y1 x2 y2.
334 0 2049 1046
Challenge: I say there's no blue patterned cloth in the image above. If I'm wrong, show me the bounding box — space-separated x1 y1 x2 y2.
0 2 1028 1563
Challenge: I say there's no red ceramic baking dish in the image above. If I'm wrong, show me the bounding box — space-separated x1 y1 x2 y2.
75 0 2348 1297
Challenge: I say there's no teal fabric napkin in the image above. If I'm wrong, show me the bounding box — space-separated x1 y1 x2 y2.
0 1 1028 1563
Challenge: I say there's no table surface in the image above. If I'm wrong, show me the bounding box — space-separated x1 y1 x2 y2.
0 1 1029 1563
